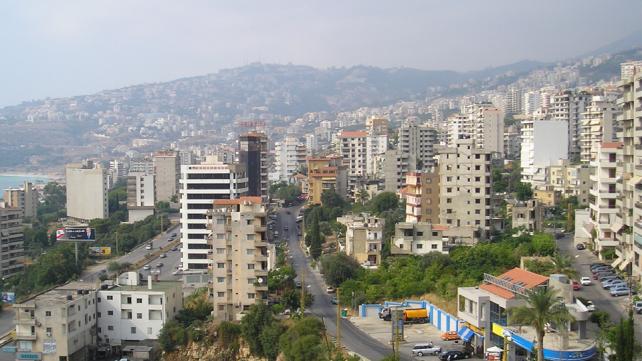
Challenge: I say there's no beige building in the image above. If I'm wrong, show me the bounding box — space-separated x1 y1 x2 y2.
447 103 504 156
207 197 268 321
65 162 109 221
402 171 439 224
580 96 618 163
3 181 38 219
13 285 97 361
510 199 544 232
437 138 494 243
339 130 368 195
153 150 180 202
398 119 438 170
383 149 416 192
126 173 155 222
0 207 25 277
391 222 448 255
365 117 389 177
306 156 348 205
533 187 562 207
337 213 384 268
548 161 591 206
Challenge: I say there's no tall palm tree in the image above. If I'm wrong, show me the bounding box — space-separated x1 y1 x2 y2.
509 287 574 361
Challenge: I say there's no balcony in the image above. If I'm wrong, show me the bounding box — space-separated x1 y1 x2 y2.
254 224 267 233
15 333 36 341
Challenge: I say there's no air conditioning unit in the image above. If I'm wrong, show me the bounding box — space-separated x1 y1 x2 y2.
36 321 42 327
46 331 52 337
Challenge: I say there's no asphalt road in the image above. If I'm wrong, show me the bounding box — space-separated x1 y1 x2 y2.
137 236 183 281
279 206 410 361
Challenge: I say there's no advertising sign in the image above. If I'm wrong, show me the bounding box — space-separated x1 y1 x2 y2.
42 340 56 355
1 292 16 304
89 247 112 257
57 227 96 241
16 352 41 360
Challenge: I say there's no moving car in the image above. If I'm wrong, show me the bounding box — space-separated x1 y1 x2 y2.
156 262 163 268
572 280 582 291
145 244 152 250
440 331 460 341
576 243 586 250
326 286 335 293
438 350 469 361
580 277 592 285
160 253 167 258
411 343 442 357
585 300 595 312
143 265 151 270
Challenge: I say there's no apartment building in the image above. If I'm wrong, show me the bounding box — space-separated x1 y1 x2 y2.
503 124 521 160
402 171 439 224
391 222 448 255
274 136 306 181
179 159 248 271
437 138 494 243
13 285 97 361
580 96 619 163
339 130 368 195
447 103 504 156
382 149 416 193
523 90 541 115
337 213 384 268
587 142 622 255
3 181 38 219
97 275 183 345
505 87 523 115
0 207 25 277
238 132 268 202
398 119 438 170
551 90 591 159
129 158 154 174
548 161 592 205
509 199 543 232
520 117 569 185
306 156 348 205
153 150 180 202
126 173 155 222
207 197 269 321
305 134 318 156
65 162 109 221
365 117 389 177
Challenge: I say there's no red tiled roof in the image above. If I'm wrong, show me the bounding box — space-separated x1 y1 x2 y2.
339 130 368 138
480 284 517 299
480 268 548 300
601 142 623 149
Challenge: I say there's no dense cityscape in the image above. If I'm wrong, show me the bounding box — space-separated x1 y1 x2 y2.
2 3 642 361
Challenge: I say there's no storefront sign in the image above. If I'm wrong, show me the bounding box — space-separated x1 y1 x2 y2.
16 352 41 360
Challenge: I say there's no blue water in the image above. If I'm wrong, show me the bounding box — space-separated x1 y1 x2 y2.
0 175 50 191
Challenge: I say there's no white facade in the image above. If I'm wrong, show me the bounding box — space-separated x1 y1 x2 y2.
127 173 155 222
274 136 306 181
97 277 183 345
66 163 109 221
523 91 541 115
179 160 248 271
447 103 504 156
588 143 621 255
580 96 618 163
551 90 590 159
520 119 569 185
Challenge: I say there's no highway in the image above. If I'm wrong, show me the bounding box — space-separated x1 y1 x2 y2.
279 206 410 361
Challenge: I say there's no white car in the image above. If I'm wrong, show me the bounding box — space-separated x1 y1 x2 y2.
580 277 592 286
143 265 151 270
585 300 595 312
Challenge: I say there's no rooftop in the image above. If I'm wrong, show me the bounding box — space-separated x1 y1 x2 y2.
339 130 368 138
213 196 262 205
480 268 548 300
104 280 182 293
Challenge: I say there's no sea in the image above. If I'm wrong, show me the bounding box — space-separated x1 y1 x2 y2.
0 174 50 191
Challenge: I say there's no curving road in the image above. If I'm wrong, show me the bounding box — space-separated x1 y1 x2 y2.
279 206 410 361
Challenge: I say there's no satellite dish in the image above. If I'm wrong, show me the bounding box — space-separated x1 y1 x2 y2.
258 278 264 284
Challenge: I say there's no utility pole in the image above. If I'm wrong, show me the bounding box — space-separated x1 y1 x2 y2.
300 270 305 314
336 287 341 350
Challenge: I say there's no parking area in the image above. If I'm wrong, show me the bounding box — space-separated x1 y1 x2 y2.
350 317 482 359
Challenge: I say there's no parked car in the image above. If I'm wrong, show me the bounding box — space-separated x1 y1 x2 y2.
160 253 167 258
592 267 613 275
330 297 338 305
572 280 582 291
580 277 592 285
156 262 163 268
594 272 615 280
590 263 607 270
604 281 627 290
576 243 586 250
611 286 632 297
598 274 619 282
171 246 178 251
411 343 442 357
438 350 469 361
440 331 460 341
326 286 335 294
585 300 595 312
602 278 624 288
634 301 642 314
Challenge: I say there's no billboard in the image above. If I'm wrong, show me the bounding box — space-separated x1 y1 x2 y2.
56 227 96 241
89 247 112 257
1 292 16 304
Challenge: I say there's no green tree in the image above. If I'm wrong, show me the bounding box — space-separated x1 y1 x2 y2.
550 253 577 279
240 303 275 357
260 322 287 361
515 182 533 201
367 192 398 215
509 287 574 361
279 317 326 361
321 190 346 209
176 288 212 325
158 320 188 352
608 311 640 361
321 253 362 287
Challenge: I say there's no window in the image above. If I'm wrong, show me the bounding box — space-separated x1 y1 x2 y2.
97 327 101 334
248 293 256 299
45 311 52 317
136 298 143 304
248 263 255 270
97 312 101 318
137 313 143 319
217 277 225 283
217 248 225 254
432 231 438 236
217 292 225 297
46 327 52 334
217 263 225 268
97 298 101 303
107 311 114 316
106 296 113 300
248 278 256 284
131 327 136 334
416 244 423 249
246 249 254 255
216 233 225 239
431 244 438 249
108 326 114 331
246 234 255 240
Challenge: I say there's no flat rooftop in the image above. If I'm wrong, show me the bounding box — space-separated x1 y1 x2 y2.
104 281 182 293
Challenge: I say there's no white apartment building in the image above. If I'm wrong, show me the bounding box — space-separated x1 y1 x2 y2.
551 90 591 159
129 158 155 174
520 117 569 185
523 90 541 115
365 118 389 177
0 207 25 277
580 96 619 163
97 275 183 345
447 103 504 156
65 162 109 221
505 87 523 115
503 124 521 160
13 285 97 361
3 181 38 219
179 160 248 271
207 197 269 321
274 136 306 181
437 138 494 243
548 161 592 205
391 222 448 255
398 119 438 170
126 173 155 222
588 142 622 255
305 134 318 156
339 130 368 194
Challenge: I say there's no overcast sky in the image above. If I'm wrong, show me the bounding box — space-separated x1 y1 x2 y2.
1 0 641 107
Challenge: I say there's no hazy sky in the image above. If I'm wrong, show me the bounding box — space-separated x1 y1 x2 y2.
1 0 641 107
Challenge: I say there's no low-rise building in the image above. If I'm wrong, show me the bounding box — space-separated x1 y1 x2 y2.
337 213 384 268
510 199 544 232
533 187 561 207
391 222 448 255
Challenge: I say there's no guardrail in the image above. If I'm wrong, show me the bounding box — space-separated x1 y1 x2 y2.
0 330 15 348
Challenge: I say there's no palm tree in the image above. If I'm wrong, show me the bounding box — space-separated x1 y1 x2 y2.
509 287 574 361
550 253 577 279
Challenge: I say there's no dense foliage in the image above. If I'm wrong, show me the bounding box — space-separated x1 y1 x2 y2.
270 182 303 206
328 232 556 304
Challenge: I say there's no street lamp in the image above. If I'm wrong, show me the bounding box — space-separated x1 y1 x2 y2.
502 330 512 361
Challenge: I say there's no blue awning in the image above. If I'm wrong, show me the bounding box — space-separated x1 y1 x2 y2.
458 326 474 342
